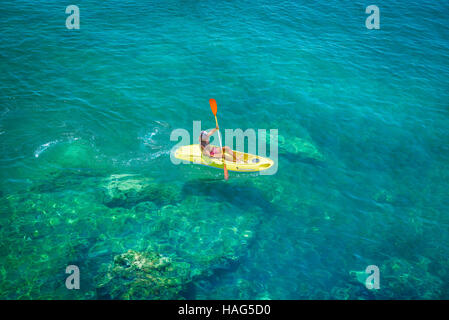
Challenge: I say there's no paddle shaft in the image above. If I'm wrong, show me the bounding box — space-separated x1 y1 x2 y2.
209 98 229 180
214 116 223 150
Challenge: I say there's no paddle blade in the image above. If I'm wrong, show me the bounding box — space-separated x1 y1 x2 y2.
209 98 217 116
223 164 229 180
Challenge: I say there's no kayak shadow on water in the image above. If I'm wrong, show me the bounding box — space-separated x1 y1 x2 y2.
180 178 283 298
181 178 279 215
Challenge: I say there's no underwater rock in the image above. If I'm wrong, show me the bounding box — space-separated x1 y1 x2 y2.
349 270 369 286
102 174 152 206
0 189 127 299
348 257 445 299
151 198 257 272
96 198 260 300
374 257 444 299
101 174 180 208
373 189 394 204
96 249 191 299
278 134 324 161
132 201 158 214
330 286 353 300
1 176 261 299
205 278 260 300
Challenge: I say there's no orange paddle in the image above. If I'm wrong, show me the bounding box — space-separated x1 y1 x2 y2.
209 98 229 180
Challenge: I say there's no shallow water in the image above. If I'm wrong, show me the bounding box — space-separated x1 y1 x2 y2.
1 0 449 299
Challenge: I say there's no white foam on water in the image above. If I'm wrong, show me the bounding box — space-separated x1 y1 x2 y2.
138 127 160 147
33 136 81 158
34 140 61 158
125 149 170 166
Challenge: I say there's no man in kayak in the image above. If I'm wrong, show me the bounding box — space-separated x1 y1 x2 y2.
199 127 242 162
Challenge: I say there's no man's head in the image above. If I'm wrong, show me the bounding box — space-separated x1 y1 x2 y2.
200 131 209 143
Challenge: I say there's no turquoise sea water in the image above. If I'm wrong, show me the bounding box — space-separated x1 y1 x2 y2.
1 0 449 299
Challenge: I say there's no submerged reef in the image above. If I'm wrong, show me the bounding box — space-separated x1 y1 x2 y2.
375 257 445 299
0 168 261 299
278 134 324 161
97 249 191 299
96 176 260 299
263 120 325 162
1 137 448 300
101 174 181 208
346 257 446 299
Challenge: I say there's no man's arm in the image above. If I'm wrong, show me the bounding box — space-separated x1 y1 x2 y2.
207 127 218 137
202 148 212 157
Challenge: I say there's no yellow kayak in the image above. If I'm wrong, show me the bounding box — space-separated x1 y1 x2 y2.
174 144 274 172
